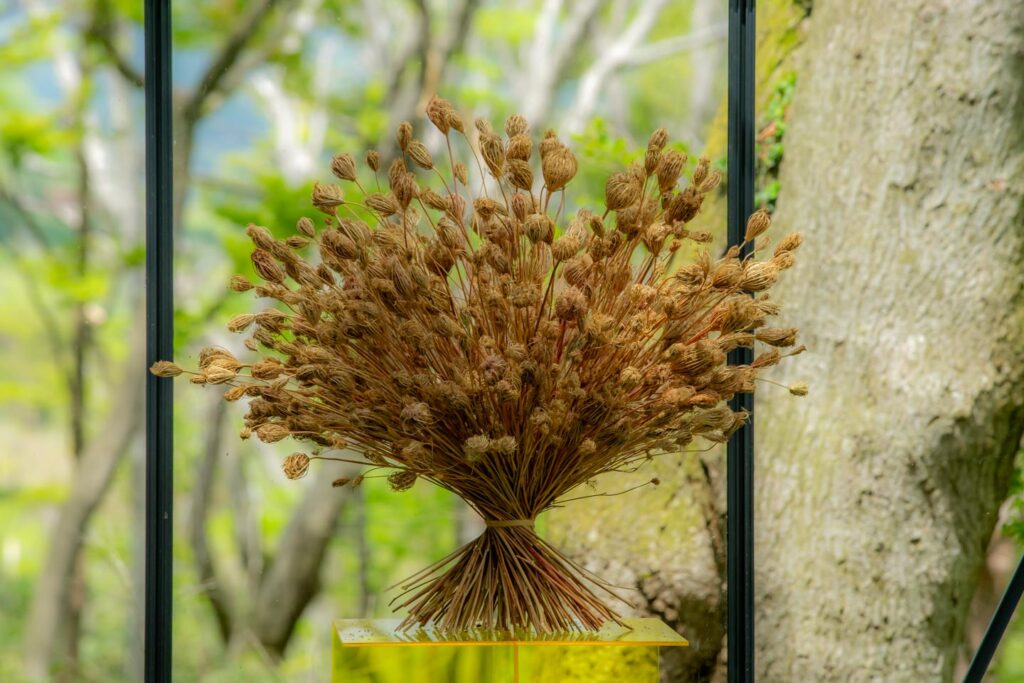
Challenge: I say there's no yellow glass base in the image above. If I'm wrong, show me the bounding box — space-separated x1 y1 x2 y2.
332 618 688 682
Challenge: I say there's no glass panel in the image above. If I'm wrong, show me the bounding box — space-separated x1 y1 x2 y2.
171 2 728 681
0 2 147 681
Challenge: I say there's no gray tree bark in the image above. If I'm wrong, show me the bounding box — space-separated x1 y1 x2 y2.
249 462 354 658
756 1 1024 681
23 313 146 679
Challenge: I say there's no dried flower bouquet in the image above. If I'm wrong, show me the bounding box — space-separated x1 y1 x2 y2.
152 97 804 634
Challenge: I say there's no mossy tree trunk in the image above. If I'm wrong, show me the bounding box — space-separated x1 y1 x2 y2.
756 1 1024 681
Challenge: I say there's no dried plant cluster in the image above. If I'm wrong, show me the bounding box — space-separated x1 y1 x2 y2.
153 97 805 634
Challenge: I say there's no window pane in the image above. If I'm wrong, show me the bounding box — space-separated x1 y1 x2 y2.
170 2 728 681
0 2 147 681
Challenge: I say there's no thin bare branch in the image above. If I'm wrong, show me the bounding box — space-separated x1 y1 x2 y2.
179 0 289 124
190 393 235 644
86 0 144 87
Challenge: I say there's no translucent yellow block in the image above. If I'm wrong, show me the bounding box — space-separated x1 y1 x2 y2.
332 618 688 682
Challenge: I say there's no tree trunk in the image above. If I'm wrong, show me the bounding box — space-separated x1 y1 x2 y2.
23 313 146 679
547 453 727 681
756 1 1024 681
248 462 354 658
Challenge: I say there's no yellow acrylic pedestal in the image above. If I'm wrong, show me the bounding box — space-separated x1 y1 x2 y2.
332 618 687 682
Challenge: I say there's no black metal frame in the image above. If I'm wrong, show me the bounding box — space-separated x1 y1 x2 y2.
726 1 756 681
142 2 763 680
964 558 1024 682
144 1 173 682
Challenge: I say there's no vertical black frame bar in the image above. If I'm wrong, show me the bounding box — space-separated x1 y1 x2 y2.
963 557 1024 682
727 1 756 682
144 1 173 682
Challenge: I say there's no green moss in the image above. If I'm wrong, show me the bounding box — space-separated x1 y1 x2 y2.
698 1 811 234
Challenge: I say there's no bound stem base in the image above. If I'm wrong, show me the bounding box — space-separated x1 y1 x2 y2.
390 526 628 633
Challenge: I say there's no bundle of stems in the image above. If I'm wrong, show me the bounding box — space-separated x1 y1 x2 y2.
152 97 804 633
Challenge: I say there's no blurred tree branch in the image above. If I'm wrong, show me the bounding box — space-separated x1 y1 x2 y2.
24 310 146 679
178 0 290 125
85 0 144 88
190 392 236 643
519 0 604 124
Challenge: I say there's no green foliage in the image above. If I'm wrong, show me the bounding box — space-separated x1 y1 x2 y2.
474 6 537 45
0 111 75 167
755 72 796 211
1002 451 1024 544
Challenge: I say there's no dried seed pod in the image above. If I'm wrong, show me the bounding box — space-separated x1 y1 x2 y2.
538 130 560 159
563 253 593 288
150 360 183 377
506 134 532 161
258 423 291 444
388 470 417 491
510 192 532 221
446 107 465 134
744 209 771 242
311 182 345 215
365 193 401 216
699 171 722 193
541 145 577 191
524 214 554 244
396 121 413 151
407 140 434 170
648 128 669 152
656 150 686 192
426 96 452 134
480 133 505 178
296 216 316 237
420 188 450 211
282 452 310 479
551 234 580 261
331 153 357 181
774 233 803 256
227 313 256 332
740 261 780 291
773 251 796 270
666 187 702 224
755 327 798 347
246 224 276 250
555 286 587 321
505 114 528 137
692 156 710 186
365 150 380 172
508 158 534 190
251 249 285 283
645 146 662 175
229 274 254 292
605 172 642 211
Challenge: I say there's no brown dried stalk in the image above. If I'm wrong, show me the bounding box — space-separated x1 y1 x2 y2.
153 96 805 634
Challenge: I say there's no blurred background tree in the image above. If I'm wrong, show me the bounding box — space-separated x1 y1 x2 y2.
1 1 1022 682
